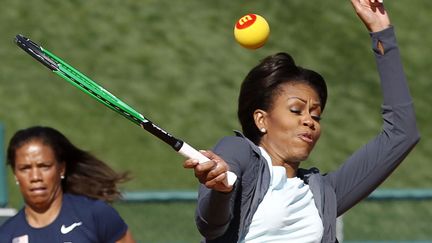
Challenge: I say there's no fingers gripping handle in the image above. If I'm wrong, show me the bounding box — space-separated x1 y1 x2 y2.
178 142 237 186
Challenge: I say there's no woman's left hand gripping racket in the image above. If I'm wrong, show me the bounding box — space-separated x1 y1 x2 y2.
14 34 237 187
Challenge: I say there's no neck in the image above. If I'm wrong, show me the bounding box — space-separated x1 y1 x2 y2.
259 144 299 178
280 162 299 178
25 192 64 228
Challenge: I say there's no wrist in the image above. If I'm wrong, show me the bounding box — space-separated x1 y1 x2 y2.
369 24 391 33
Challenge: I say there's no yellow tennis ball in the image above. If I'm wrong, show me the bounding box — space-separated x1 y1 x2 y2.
234 14 270 49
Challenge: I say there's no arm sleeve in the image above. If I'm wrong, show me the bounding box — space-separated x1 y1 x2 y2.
93 201 128 243
326 26 420 215
195 136 251 239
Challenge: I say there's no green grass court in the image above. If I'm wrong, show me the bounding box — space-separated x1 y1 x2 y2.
1 0 432 242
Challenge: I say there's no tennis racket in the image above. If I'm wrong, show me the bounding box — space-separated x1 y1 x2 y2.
14 34 237 186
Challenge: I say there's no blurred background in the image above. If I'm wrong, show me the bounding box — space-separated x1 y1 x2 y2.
1 0 431 242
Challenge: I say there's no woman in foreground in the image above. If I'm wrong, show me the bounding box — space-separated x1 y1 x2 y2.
184 0 420 242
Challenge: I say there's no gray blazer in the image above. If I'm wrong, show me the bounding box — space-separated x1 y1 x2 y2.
195 26 420 243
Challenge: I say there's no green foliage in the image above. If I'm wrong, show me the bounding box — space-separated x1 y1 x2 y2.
1 0 431 241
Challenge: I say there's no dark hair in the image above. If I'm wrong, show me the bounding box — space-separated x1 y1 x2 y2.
237 52 327 144
7 126 129 202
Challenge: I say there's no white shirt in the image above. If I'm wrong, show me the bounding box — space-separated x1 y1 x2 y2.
242 147 323 243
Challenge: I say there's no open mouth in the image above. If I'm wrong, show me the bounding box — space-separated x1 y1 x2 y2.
298 133 313 144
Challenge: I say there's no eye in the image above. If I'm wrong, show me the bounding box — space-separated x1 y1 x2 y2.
290 108 302 115
311 110 322 122
39 164 52 170
17 166 30 172
311 115 322 122
310 106 322 122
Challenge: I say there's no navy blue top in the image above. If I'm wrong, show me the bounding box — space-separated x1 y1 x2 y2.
0 193 128 243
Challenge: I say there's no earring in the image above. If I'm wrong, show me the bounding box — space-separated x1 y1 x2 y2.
15 180 19 185
260 128 266 133
61 175 65 180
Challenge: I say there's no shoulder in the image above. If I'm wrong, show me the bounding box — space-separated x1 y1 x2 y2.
214 135 250 149
63 193 114 214
0 209 25 238
64 194 122 220
213 132 258 155
213 132 262 175
0 208 24 227
64 193 97 207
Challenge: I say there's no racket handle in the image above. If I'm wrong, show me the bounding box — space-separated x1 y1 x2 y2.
178 142 237 186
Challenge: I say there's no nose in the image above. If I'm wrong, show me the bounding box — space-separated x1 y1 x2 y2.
30 168 42 182
302 114 315 129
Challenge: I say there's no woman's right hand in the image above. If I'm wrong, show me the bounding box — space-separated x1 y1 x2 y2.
183 150 234 193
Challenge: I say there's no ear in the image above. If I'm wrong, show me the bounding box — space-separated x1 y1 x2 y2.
253 109 267 132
